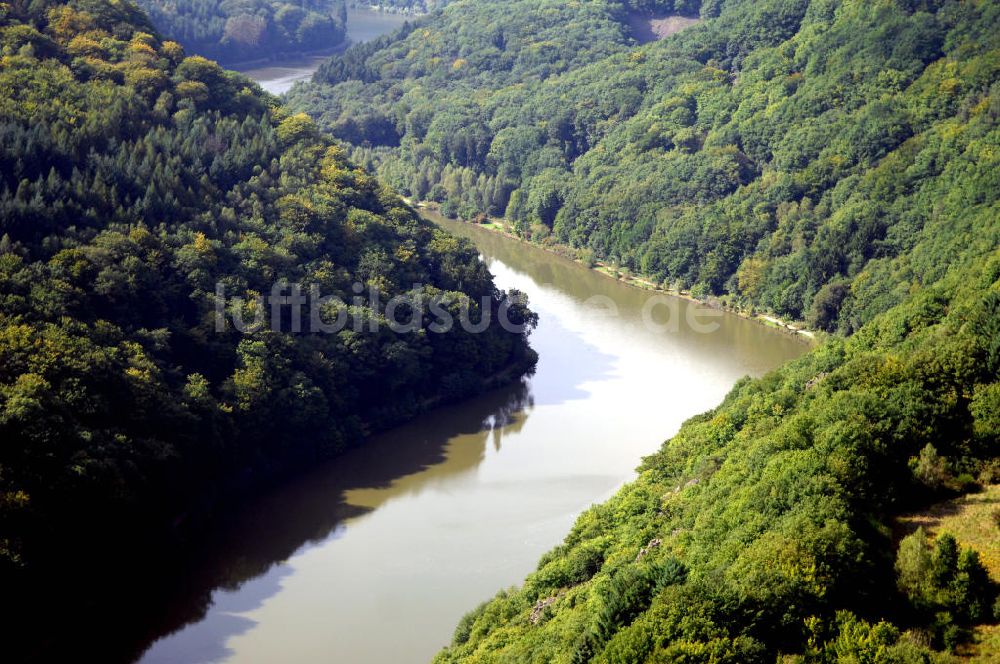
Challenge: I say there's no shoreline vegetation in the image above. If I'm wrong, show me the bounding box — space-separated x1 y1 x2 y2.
2 0 999 662
410 199 818 342
347 1 460 16
350 3 430 16
199 5 429 72
229 43 348 73
134 0 351 67
280 0 1000 660
0 3 538 660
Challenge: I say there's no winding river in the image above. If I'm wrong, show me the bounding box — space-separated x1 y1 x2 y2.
134 208 806 663
237 8 410 95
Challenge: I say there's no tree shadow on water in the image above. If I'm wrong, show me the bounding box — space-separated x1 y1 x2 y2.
124 379 536 664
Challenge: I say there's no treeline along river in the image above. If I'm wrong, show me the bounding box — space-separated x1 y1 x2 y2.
134 210 807 663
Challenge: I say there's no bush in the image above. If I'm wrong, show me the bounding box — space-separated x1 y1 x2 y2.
910 444 951 491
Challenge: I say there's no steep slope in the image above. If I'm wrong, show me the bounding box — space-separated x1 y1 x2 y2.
290 0 1000 333
436 246 999 662
433 88 1000 663
0 0 535 657
285 0 1000 660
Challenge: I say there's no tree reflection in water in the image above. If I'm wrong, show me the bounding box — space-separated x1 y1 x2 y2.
131 379 535 664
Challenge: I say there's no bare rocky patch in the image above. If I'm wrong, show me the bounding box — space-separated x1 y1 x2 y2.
626 13 701 44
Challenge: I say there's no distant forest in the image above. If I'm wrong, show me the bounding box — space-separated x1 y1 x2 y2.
135 0 349 63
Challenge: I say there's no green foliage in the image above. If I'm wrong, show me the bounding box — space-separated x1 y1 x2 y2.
823 612 906 663
291 0 1000 333
135 0 348 64
289 0 998 660
0 0 536 637
431 221 1000 661
909 444 951 491
895 528 997 649
3 1 997 662
896 528 939 609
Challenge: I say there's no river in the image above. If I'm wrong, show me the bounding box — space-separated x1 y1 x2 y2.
237 8 411 95
134 209 806 663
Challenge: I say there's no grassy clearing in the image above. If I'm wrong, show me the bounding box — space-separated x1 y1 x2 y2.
956 623 1000 662
898 485 1000 582
898 486 1000 662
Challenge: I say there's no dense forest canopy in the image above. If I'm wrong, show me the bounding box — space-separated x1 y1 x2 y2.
290 0 1000 334
0 0 535 655
437 252 1000 661
1 0 997 660
285 0 1000 660
134 0 348 63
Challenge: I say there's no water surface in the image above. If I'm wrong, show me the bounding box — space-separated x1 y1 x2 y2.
239 8 410 94
136 212 807 663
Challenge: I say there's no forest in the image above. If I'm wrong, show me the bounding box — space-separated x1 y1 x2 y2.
0 0 536 657
290 0 1000 333
285 0 1000 660
135 0 348 64
1 0 998 661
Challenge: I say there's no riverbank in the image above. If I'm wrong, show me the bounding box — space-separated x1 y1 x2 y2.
12 344 537 664
237 6 412 94
227 4 421 70
228 44 348 72
137 199 805 664
410 200 818 343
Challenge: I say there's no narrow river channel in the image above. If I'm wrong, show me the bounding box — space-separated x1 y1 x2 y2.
135 209 807 663
236 8 410 95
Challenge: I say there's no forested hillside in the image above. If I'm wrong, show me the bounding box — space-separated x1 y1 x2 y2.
135 0 348 64
285 0 1000 660
0 0 535 656
290 0 1000 333
438 249 1000 661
